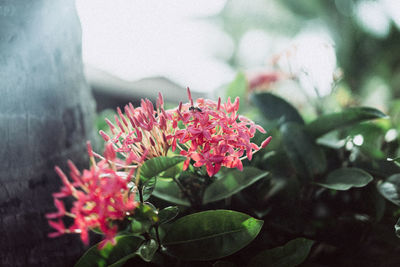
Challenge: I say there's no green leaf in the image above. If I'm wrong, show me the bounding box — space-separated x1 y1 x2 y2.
281 122 327 179
305 107 387 139
203 167 269 204
395 217 400 238
158 206 179 224
251 92 304 125
247 238 314 267
152 179 190 206
377 174 400 206
316 168 373 190
74 235 144 267
136 239 158 262
140 156 186 180
130 203 159 234
163 210 263 261
142 177 157 201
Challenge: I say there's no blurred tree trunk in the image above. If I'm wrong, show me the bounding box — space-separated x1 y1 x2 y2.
0 0 96 266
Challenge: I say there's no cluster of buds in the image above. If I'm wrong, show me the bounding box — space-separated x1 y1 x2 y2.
46 143 144 248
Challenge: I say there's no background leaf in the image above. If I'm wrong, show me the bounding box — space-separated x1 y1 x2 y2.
305 107 387 139
281 122 327 179
316 167 373 191
163 210 263 261
158 206 180 225
203 167 269 204
152 179 191 206
377 174 400 206
74 235 144 267
247 238 314 267
251 92 304 125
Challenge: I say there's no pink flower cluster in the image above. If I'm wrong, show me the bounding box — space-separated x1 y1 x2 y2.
46 143 141 248
100 94 170 161
47 89 271 246
170 88 271 176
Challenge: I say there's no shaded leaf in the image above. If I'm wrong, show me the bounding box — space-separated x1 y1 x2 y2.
306 107 387 139
281 122 326 180
395 217 400 238
74 235 144 267
152 179 190 206
316 167 373 191
251 92 304 125
140 156 186 180
203 167 269 204
247 238 314 267
158 206 179 224
377 174 400 206
163 210 263 261
142 177 157 201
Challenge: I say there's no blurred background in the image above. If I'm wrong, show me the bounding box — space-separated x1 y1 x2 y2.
75 0 400 114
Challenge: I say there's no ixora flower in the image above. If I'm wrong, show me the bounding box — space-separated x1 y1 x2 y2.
103 88 271 177
47 88 271 247
46 142 143 249
169 88 272 176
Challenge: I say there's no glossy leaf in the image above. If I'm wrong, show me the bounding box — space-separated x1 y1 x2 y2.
136 239 158 262
251 92 304 125
158 206 179 224
163 210 263 261
316 168 373 190
74 235 144 267
140 156 186 180
142 177 157 201
247 238 314 267
203 167 269 204
152 179 190 206
281 122 327 179
377 174 400 206
395 217 400 238
306 107 387 139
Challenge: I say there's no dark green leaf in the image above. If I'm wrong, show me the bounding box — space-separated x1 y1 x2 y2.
158 206 179 224
136 239 158 262
203 167 269 204
377 174 400 206
74 235 144 267
247 238 314 267
316 168 373 190
281 122 327 179
152 179 190 206
395 217 400 238
251 92 304 125
306 107 387 139
163 210 263 261
142 177 157 201
140 156 186 180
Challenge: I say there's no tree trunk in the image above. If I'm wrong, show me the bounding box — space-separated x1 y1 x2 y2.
0 0 96 266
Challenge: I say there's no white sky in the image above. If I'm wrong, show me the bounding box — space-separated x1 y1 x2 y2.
75 0 234 93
